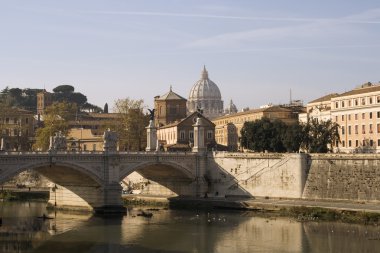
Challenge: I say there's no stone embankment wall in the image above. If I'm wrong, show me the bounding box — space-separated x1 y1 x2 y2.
208 152 307 198
302 154 380 202
209 152 380 202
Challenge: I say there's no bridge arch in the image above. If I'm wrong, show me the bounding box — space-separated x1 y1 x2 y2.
119 161 197 196
0 161 103 186
0 160 105 210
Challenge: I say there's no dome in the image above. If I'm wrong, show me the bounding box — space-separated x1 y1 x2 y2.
187 66 224 119
225 99 238 114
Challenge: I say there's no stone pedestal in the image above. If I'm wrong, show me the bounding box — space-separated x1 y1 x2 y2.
192 117 207 153
146 120 157 152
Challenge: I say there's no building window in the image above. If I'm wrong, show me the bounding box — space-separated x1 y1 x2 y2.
356 140 359 147
341 126 345 135
378 112 380 118
348 114 351 121
378 97 380 103
362 113 365 119
5 118 9 124
335 116 338 122
348 100 352 107
349 140 352 147
355 114 358 120
207 130 213 139
93 144 96 151
342 141 345 147
370 140 374 146
342 101 345 107
370 112 373 119
362 125 366 134
363 140 366 146
348 126 351 135
25 118 29 124
83 144 87 151
335 102 339 108
378 124 380 133
189 131 194 140
180 130 185 140
362 98 366 105
370 124 373 133
378 139 380 147
355 125 358 134
341 115 344 121
370 97 373 104
355 99 358 106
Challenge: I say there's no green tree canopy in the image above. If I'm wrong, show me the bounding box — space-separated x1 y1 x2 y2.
301 118 340 153
112 98 149 151
53 85 75 93
34 102 77 151
241 117 288 152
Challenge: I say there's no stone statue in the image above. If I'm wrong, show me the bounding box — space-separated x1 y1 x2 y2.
148 109 155 121
196 106 203 117
103 128 118 151
50 131 67 151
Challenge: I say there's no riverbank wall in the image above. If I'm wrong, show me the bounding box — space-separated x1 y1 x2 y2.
208 153 380 203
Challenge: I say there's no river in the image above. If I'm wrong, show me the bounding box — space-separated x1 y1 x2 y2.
0 202 378 253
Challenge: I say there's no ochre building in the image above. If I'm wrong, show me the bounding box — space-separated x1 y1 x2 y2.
213 106 304 151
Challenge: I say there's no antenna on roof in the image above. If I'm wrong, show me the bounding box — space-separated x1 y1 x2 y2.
289 89 292 104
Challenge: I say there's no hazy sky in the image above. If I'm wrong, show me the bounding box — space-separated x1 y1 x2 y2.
1 0 380 111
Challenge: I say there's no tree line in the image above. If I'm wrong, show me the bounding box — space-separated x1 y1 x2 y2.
34 98 149 151
240 117 340 153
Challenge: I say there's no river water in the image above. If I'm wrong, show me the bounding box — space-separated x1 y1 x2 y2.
0 202 379 253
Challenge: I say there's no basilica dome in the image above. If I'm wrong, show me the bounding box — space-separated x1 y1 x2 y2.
187 66 224 119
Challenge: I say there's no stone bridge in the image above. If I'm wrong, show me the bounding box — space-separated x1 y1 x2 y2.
0 151 208 213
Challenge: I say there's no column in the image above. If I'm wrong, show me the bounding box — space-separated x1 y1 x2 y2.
146 120 157 152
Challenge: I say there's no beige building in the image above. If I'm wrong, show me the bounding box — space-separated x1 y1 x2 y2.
298 93 338 123
213 105 304 151
0 108 35 151
67 128 104 151
300 82 380 153
331 82 380 153
68 112 120 136
157 112 216 151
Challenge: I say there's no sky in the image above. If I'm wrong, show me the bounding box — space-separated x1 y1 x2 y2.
1 0 380 111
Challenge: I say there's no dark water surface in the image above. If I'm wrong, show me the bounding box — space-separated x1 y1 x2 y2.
0 202 379 253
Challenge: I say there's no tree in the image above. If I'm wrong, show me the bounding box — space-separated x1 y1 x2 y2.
34 102 77 151
300 118 340 153
112 98 149 151
53 85 75 93
104 103 109 113
283 122 304 152
240 118 287 152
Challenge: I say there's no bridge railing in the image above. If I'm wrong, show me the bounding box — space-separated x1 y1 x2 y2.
0 150 197 156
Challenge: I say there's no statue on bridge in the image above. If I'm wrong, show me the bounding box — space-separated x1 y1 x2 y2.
103 128 118 152
49 131 67 152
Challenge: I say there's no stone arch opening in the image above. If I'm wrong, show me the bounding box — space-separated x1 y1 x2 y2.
120 161 197 197
1 162 104 210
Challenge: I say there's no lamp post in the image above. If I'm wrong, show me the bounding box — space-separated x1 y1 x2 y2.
52 184 58 207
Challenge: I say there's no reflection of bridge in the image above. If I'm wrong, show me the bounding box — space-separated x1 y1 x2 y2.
0 151 208 213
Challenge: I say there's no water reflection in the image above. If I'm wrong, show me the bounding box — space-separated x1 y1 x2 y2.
0 202 379 253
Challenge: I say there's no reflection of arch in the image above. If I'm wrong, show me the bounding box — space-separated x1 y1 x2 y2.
119 161 195 181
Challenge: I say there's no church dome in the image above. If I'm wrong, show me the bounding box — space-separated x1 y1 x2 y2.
187 66 224 119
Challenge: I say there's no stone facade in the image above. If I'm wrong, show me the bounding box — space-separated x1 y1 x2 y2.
36 90 53 115
0 107 35 151
154 87 187 127
156 112 216 151
213 105 304 151
300 82 380 153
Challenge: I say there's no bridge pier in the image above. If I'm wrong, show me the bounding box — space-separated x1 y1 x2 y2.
48 183 125 214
